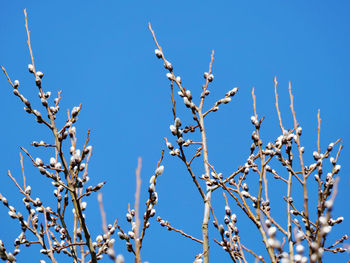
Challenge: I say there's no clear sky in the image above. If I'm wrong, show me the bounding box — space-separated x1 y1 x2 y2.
0 1 349 262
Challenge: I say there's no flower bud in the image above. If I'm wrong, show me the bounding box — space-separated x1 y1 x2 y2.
71 106 80 117
154 49 162 58
174 117 181 128
313 151 320 160
13 80 19 88
28 64 34 73
84 146 92 154
221 97 231 104
183 97 191 107
41 98 47 107
164 60 173 71
128 231 135 239
55 162 62 170
149 175 156 184
148 183 155 193
35 76 41 85
268 226 277 237
36 71 44 79
169 125 177 135
81 202 87 210
166 141 173 150
22 189 30 199
45 91 51 99
35 158 44 166
155 165 164 176
334 164 341 174
185 90 192 100
166 73 173 80
231 214 237 223
296 127 302 136
227 87 239 97
96 235 103 243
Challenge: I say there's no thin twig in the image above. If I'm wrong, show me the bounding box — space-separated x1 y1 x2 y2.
241 244 266 263
24 9 37 76
19 153 26 190
274 76 284 132
159 217 203 244
317 109 321 154
148 23 185 94
134 157 142 263
43 209 58 263
97 193 108 234
198 50 215 263
288 82 311 258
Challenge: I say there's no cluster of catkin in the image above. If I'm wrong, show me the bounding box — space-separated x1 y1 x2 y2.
148 22 347 263
0 10 168 263
0 12 348 263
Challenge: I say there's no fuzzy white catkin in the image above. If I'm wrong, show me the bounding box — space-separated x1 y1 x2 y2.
14 80 19 88
50 157 56 166
81 202 87 210
155 165 164 176
116 254 125 263
268 227 277 237
28 64 34 73
149 175 156 185
7 253 15 262
25 186 31 194
37 71 44 78
169 125 176 134
154 49 162 58
166 73 172 80
96 235 103 243
222 97 231 104
35 158 43 166
55 162 62 169
85 145 92 153
296 126 302 135
183 97 191 107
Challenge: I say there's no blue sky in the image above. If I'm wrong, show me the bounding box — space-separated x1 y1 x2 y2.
0 1 349 262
